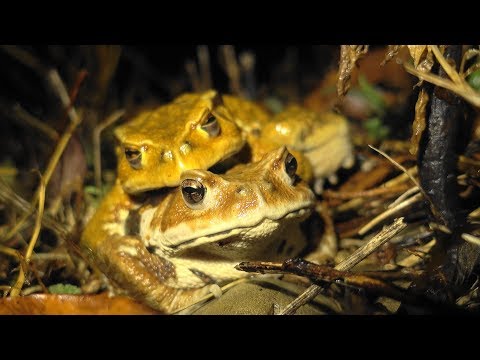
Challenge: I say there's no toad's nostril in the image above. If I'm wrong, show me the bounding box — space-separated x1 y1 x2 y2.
236 186 247 195
161 150 173 161
179 142 192 155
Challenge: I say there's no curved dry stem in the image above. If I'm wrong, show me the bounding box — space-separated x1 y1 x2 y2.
404 61 480 108
9 176 46 297
358 193 422 236
460 48 480 75
279 218 407 315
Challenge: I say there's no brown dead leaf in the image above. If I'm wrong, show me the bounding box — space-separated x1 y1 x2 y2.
410 88 429 156
408 45 427 68
0 293 161 315
305 46 414 118
407 45 434 75
381 45 404 66
337 45 369 98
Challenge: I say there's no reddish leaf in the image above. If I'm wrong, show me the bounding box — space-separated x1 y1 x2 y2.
0 293 162 315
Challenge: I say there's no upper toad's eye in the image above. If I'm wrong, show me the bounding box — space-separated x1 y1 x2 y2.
125 148 142 170
181 179 206 207
201 114 220 137
284 152 297 179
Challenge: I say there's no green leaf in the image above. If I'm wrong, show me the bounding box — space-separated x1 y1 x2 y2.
358 74 386 115
364 117 390 140
48 283 82 295
467 70 480 91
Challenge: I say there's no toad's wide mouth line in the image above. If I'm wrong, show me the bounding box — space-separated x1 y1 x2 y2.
165 205 313 251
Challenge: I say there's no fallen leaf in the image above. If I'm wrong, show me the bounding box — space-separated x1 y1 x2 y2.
0 293 162 315
410 88 429 155
337 45 369 98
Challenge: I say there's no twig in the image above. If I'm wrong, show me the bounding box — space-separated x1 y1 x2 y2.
335 166 418 213
31 253 72 261
220 45 242 96
358 193 423 235
368 145 422 191
388 186 420 209
0 244 23 260
462 233 480 247
278 217 407 314
197 45 212 90
404 60 480 108
429 45 463 85
46 69 81 125
0 167 17 177
324 184 409 200
0 45 47 75
239 51 256 99
9 175 45 297
11 103 59 140
21 285 43 296
93 109 125 190
0 179 69 239
397 239 436 267
185 60 201 92
239 258 424 305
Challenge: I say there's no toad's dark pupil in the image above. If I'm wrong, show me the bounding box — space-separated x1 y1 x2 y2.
181 179 206 204
125 149 142 169
201 115 220 137
285 153 297 178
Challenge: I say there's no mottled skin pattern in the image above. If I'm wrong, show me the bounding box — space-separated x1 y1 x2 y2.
222 98 354 189
264 106 354 184
85 148 315 313
115 91 245 193
81 91 353 313
81 90 245 312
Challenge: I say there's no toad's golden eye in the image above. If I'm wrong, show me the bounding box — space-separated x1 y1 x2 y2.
284 152 297 179
125 148 142 170
201 115 220 137
181 179 206 206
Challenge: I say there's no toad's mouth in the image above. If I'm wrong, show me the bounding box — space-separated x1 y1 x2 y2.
161 205 312 255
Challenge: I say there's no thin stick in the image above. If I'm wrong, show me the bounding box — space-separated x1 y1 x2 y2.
0 244 22 260
197 45 212 90
279 217 407 315
185 60 201 92
368 145 422 190
11 103 59 141
0 45 47 75
429 45 463 84
9 176 46 297
220 45 242 96
46 69 80 125
93 109 125 191
462 233 480 247
404 62 480 108
0 167 17 177
335 166 418 213
0 179 69 239
324 184 409 200
358 193 422 235
388 186 420 209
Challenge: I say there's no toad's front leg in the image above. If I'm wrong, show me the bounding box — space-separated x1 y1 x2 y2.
81 182 208 313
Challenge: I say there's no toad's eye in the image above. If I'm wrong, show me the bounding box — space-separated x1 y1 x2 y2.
125 148 142 170
201 114 220 137
284 152 297 179
181 179 206 207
